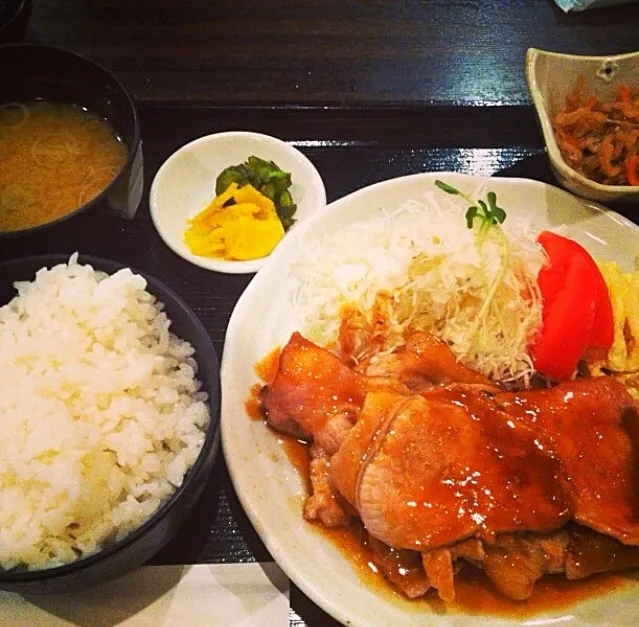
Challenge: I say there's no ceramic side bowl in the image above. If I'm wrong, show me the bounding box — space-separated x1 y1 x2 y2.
149 131 327 274
0 0 31 43
525 47 639 204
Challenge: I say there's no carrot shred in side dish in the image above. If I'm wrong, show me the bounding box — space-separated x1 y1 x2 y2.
553 77 639 186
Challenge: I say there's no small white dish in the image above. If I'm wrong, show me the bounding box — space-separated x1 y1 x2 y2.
149 131 327 274
526 47 639 205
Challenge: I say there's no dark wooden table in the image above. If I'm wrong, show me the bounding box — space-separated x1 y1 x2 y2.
3 1 639 625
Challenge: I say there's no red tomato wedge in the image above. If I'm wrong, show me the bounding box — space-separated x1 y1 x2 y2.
537 231 614 348
532 231 614 380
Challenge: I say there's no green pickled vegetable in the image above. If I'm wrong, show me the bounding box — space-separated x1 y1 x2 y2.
216 156 297 230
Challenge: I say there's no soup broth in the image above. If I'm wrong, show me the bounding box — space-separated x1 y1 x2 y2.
0 100 128 232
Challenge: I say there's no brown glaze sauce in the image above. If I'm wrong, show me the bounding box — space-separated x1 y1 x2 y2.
255 346 282 383
245 383 263 421
245 347 282 420
278 434 635 618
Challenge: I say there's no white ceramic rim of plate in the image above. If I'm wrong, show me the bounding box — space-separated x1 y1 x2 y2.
221 172 639 627
149 131 327 274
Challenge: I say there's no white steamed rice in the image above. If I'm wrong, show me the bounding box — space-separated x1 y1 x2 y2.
0 255 210 570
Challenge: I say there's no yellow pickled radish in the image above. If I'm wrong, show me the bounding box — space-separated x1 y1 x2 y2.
184 182 285 260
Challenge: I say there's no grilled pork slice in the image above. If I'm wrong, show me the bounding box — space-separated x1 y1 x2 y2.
333 386 571 551
332 378 639 553
492 379 639 546
330 390 410 509
482 526 639 600
421 538 487 601
367 535 432 599
480 530 571 600
328 377 639 600
260 332 366 441
565 525 639 580
260 330 489 444
260 332 409 451
259 333 639 601
358 331 493 390
365 526 639 602
304 443 353 527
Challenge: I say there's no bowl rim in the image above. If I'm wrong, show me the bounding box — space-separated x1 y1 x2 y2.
149 129 327 275
0 43 141 238
0 254 221 583
0 0 31 38
525 46 639 195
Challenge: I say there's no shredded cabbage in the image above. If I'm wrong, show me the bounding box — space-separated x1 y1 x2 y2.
290 188 545 384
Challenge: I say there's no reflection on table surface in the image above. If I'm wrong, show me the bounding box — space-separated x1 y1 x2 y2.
24 0 639 107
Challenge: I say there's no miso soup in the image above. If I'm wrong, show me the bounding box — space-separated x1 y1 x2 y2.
0 101 128 232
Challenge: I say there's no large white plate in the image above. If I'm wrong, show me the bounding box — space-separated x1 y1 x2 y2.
220 172 639 627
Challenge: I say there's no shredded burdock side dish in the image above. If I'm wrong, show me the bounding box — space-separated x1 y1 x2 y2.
553 77 639 186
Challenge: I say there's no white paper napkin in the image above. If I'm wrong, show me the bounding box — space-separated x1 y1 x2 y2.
0 563 290 626
555 0 639 11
